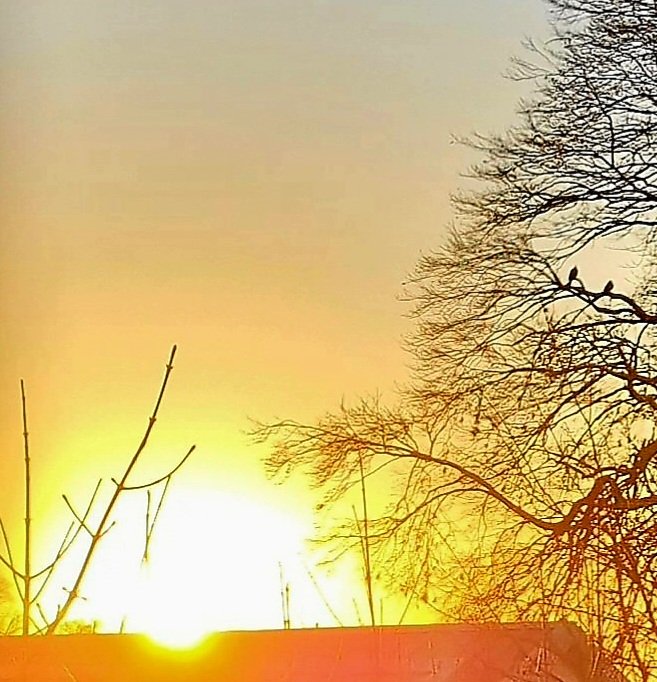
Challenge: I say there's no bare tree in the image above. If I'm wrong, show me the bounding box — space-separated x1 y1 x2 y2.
0 346 195 634
255 2 657 679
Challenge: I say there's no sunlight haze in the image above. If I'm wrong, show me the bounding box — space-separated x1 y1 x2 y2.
1 0 549 639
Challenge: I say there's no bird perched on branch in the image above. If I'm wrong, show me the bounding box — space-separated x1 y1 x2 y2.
603 280 614 295
567 266 578 283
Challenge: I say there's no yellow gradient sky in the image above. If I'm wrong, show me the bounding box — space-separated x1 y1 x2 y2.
0 0 549 639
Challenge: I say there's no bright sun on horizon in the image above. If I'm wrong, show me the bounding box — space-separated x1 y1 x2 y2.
45 486 349 648
128 489 304 641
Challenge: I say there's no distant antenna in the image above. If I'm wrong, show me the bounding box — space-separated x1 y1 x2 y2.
278 563 291 629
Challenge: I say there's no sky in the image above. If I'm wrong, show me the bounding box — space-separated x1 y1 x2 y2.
0 0 550 640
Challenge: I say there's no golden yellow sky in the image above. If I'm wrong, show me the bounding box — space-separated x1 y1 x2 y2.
0 0 549 637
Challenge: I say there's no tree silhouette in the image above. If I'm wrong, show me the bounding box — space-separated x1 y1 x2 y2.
0 346 195 634
255 2 657 679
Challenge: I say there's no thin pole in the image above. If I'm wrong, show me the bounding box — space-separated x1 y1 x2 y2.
358 454 375 627
20 380 31 635
279 563 290 629
285 583 291 629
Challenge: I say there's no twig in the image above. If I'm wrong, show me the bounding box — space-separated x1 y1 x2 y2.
62 497 94 537
21 379 31 635
30 479 105 605
303 562 344 627
0 516 24 596
142 477 172 564
117 446 196 491
46 345 195 633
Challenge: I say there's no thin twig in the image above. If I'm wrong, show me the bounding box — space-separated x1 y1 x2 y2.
21 379 32 634
46 345 195 633
0 516 24 596
119 446 196 491
143 477 172 564
62 497 94 537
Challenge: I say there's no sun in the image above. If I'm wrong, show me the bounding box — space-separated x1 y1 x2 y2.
129 562 214 649
120 486 310 644
39 483 347 641
144 616 210 650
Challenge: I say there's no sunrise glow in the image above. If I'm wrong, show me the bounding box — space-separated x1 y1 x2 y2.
3 1 655 679
2 0 548 650
144 620 210 650
82 487 317 636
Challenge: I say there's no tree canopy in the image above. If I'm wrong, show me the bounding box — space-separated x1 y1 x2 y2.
256 2 657 679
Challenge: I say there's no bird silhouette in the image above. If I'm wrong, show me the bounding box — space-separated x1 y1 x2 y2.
567 266 578 282
603 280 614 294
